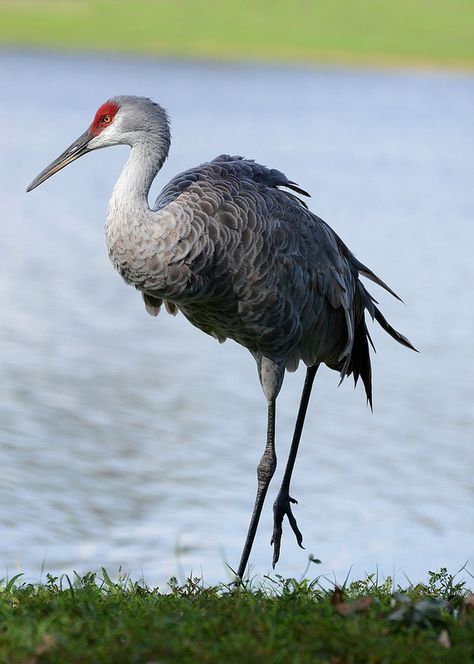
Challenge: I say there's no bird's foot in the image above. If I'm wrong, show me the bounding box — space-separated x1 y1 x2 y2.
271 491 304 568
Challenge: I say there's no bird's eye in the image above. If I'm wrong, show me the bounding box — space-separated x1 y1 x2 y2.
101 114 112 124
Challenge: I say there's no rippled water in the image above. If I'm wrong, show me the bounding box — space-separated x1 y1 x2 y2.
0 50 473 586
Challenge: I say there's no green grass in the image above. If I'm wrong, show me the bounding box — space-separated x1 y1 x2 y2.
0 0 474 69
0 568 473 663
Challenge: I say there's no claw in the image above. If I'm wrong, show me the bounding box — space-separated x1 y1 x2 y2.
271 493 305 568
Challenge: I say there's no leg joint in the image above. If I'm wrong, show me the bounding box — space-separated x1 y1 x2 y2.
257 450 277 485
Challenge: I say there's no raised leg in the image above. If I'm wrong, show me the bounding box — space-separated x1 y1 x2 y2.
271 364 319 567
236 398 277 581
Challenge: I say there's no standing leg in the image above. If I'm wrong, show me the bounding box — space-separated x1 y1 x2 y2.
271 364 319 567
236 398 277 581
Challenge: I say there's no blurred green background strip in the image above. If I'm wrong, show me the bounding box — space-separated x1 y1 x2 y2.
0 0 473 69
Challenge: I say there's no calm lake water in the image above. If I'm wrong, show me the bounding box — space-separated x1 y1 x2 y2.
0 50 473 586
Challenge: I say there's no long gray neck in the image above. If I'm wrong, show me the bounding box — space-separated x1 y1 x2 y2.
108 132 170 220
105 119 174 287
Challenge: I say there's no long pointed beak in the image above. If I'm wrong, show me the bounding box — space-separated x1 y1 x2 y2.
26 128 93 192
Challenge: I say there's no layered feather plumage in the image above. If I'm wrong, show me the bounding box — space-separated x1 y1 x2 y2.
106 153 416 406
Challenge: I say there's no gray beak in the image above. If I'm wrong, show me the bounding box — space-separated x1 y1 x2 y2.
26 128 93 192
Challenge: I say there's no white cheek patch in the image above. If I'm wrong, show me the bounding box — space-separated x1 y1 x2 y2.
89 124 121 148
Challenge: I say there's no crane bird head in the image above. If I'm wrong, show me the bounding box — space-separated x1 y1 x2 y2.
26 96 170 192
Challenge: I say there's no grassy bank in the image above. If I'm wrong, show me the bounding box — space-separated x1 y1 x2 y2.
0 568 473 663
0 0 474 70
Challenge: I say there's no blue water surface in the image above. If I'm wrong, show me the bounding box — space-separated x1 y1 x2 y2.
0 50 473 586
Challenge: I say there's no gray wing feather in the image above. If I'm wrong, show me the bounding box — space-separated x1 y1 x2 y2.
147 155 414 403
152 157 355 362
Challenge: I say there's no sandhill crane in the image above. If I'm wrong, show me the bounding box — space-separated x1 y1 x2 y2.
27 95 416 581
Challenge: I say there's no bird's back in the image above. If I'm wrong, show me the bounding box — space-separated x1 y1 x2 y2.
143 155 413 404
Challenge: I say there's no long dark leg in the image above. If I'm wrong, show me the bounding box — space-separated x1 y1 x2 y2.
271 364 319 567
236 398 277 581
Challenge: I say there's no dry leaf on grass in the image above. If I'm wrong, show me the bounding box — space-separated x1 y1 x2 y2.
463 593 474 612
438 629 451 648
332 592 373 616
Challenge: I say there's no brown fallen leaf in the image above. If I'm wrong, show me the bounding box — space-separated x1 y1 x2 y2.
330 586 345 607
438 629 451 649
34 633 57 656
334 596 373 616
463 593 474 613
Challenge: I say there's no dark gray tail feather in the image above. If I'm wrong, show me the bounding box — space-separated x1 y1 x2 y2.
346 281 417 409
354 260 403 302
347 317 374 409
337 240 404 302
373 306 418 352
